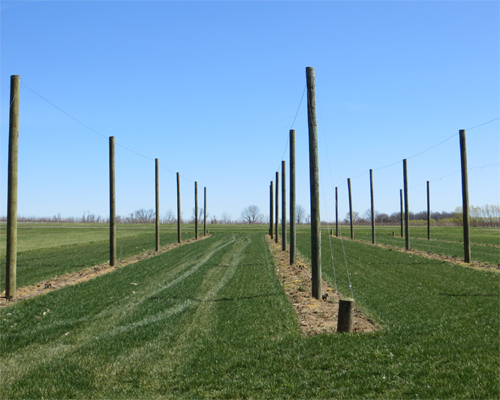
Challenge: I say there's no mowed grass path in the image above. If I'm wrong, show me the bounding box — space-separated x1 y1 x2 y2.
1 231 499 399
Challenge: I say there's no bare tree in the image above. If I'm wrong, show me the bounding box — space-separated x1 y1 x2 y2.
296 205 307 224
164 209 176 224
221 211 232 224
241 205 263 224
345 211 360 223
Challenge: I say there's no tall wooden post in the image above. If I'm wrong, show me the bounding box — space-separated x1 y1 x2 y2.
400 189 404 238
177 172 181 243
275 171 279 243
403 159 410 250
335 186 339 237
427 181 430 240
6 75 20 297
194 181 198 240
306 66 322 300
460 130 471 262
270 181 274 239
269 183 271 235
204 187 207 237
290 129 296 264
370 169 375 244
348 178 354 239
155 159 160 251
281 161 287 251
109 137 116 266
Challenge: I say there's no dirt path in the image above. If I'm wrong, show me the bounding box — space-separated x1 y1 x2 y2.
265 235 377 336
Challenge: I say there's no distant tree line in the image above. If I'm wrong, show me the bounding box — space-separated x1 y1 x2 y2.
2 204 498 227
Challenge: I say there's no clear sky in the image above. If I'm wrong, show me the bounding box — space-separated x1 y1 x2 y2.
1 1 499 223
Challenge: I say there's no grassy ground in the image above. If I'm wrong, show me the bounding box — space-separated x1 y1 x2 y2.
326 225 499 265
0 223 195 289
1 227 498 399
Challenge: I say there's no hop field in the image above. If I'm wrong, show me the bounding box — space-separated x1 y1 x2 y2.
1 223 498 399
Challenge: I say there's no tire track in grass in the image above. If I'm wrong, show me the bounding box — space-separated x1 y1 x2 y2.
1 235 238 389
90 234 243 341
97 234 252 393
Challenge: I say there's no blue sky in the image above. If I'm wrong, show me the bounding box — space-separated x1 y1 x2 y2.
1 1 499 223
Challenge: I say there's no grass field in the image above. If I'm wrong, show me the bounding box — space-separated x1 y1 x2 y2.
0 223 195 289
328 225 500 265
1 224 499 398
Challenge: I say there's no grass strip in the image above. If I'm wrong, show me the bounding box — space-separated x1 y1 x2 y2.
1 231 194 290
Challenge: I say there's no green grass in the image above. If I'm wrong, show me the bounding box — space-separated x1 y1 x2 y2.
0 223 195 290
1 227 498 399
342 224 500 246
329 225 500 265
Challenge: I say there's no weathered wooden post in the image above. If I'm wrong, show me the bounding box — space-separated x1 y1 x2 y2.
6 75 20 297
194 181 198 240
177 172 181 243
335 186 339 237
275 171 279 244
155 158 160 251
306 66 322 300
282 160 287 251
290 129 296 264
427 181 430 240
204 187 207 237
109 136 116 266
270 181 274 239
400 189 404 238
403 159 410 250
337 298 355 333
459 129 471 262
348 178 354 239
370 169 375 244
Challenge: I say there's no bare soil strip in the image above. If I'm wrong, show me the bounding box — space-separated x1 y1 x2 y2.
0 236 210 308
265 235 377 336
334 236 500 273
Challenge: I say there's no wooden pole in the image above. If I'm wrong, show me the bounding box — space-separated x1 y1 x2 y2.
306 66 322 300
337 298 355 333
290 129 296 265
348 178 354 239
400 189 404 238
6 75 20 298
460 130 471 262
194 181 198 240
269 183 271 236
177 172 181 244
282 160 287 251
403 159 410 250
275 171 279 244
270 181 274 239
427 181 430 240
335 186 339 237
370 169 375 244
109 136 116 266
204 187 207 237
155 159 160 251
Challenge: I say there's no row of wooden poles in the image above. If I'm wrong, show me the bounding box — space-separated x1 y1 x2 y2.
269 67 473 305
5 75 208 298
270 67 354 332
269 68 323 301
331 139 471 262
